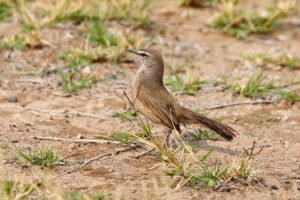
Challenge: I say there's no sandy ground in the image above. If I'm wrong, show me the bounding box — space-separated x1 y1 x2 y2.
0 0 300 199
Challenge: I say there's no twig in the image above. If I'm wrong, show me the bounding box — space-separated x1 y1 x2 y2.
205 100 275 110
83 145 138 166
82 152 112 167
115 145 139 155
4 79 45 84
64 110 106 120
0 106 107 120
134 148 155 159
32 136 121 144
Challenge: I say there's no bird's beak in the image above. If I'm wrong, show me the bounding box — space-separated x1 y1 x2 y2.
128 49 143 56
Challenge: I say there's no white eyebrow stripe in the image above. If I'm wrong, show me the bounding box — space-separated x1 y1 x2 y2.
137 51 151 56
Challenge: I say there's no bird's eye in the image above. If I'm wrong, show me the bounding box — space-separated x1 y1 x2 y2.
140 53 147 58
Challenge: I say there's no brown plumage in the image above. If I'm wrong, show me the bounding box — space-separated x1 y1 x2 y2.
129 48 236 141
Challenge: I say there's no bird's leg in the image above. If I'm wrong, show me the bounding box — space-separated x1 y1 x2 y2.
165 129 173 147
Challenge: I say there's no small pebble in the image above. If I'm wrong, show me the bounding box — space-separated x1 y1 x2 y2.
76 156 84 164
82 67 91 74
8 96 18 103
271 185 279 190
77 134 83 139
10 139 18 143
57 81 62 86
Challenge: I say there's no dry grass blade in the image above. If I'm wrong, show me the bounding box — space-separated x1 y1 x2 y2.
32 136 122 145
243 141 264 159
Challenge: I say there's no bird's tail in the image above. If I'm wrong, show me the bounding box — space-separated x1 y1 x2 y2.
180 107 236 140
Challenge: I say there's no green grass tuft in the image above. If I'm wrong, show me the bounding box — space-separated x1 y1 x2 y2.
58 69 98 94
112 110 137 121
15 146 66 167
231 71 300 104
212 0 296 38
164 74 207 95
0 2 12 22
190 129 221 141
85 20 122 47
188 161 228 189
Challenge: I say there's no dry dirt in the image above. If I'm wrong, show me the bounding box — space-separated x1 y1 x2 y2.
0 0 300 199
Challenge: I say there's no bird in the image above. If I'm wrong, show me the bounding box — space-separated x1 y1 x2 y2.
128 48 236 142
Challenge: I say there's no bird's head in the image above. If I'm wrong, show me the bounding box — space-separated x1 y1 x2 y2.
128 48 164 79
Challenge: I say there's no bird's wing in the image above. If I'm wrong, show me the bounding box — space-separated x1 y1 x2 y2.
136 85 180 130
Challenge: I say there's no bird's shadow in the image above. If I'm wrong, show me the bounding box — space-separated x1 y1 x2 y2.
173 133 248 157
190 140 247 157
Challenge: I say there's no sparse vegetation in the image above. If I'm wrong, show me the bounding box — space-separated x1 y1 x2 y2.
1 0 146 94
0 2 12 22
58 29 137 94
100 0 153 25
0 32 51 50
13 0 153 31
1 0 299 198
212 0 297 37
58 67 99 94
231 71 300 104
164 74 207 95
0 176 40 200
58 49 100 94
244 52 300 70
112 110 137 121
126 115 254 190
189 129 221 141
0 165 111 200
80 21 141 61
0 35 26 50
246 113 275 128
15 147 66 167
58 21 141 93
